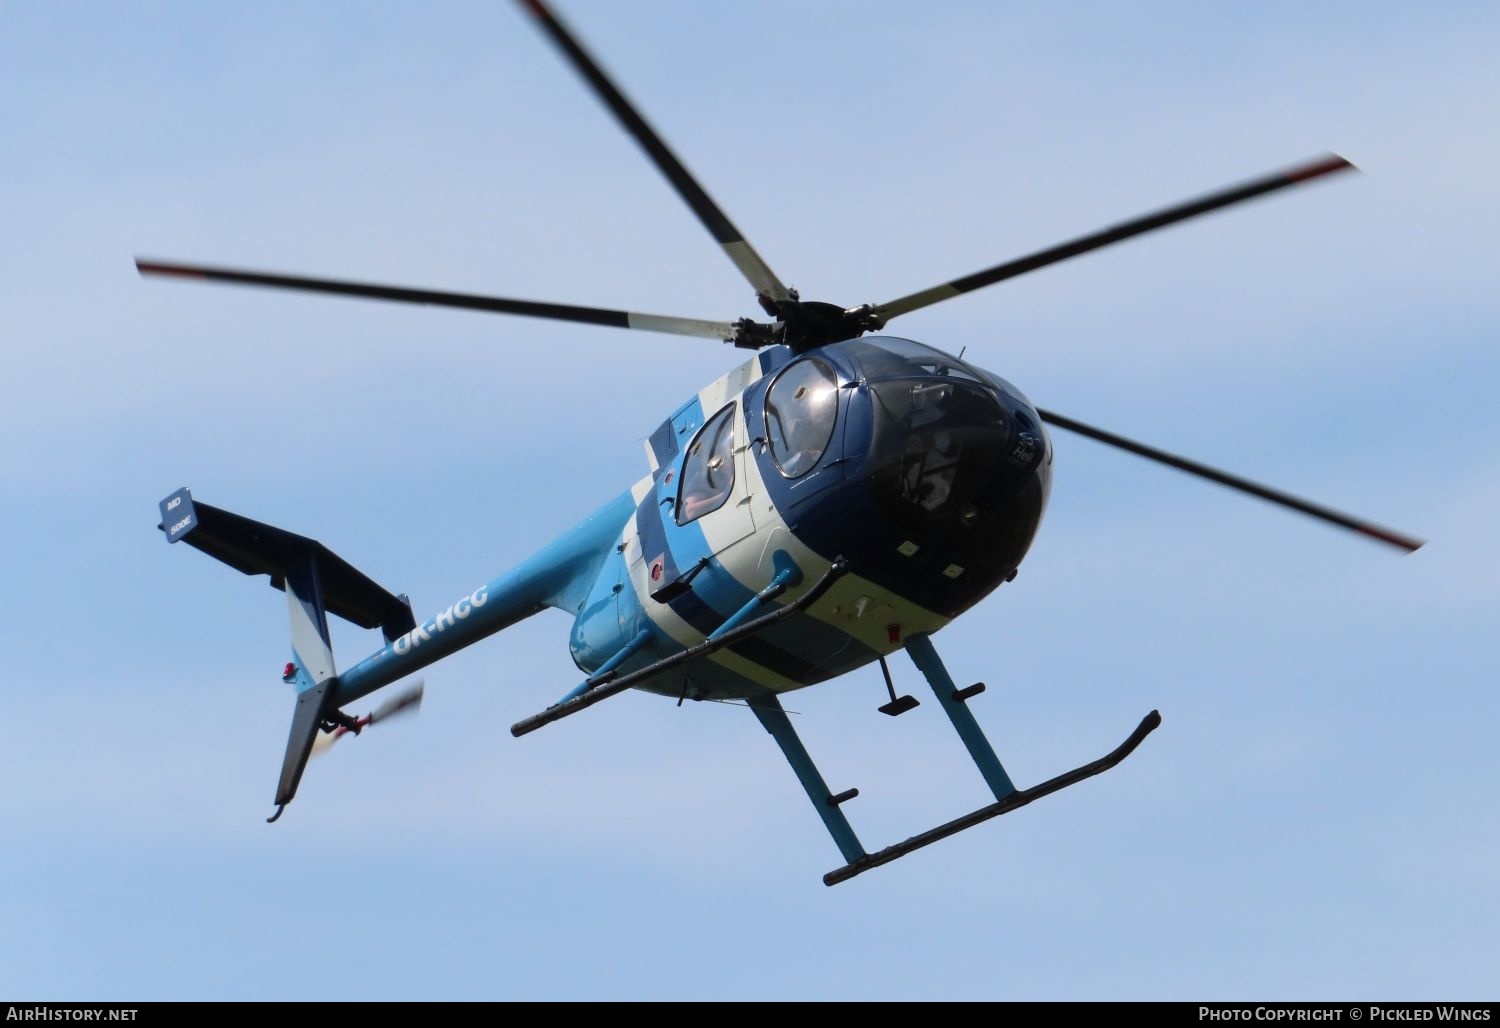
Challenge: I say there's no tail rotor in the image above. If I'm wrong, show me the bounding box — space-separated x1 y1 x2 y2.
311 680 426 759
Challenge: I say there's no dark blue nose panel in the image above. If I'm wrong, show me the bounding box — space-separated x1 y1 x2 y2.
753 336 1052 617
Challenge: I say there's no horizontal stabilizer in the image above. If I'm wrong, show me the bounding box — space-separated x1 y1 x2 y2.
157 488 415 642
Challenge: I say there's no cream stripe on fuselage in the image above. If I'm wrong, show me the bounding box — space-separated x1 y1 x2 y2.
626 353 953 696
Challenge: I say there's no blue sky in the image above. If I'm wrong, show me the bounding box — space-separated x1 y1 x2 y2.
2 0 1497 1000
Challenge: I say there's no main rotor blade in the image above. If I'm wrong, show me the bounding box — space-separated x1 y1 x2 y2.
519 0 792 305
1038 408 1424 553
135 259 738 341
875 155 1355 323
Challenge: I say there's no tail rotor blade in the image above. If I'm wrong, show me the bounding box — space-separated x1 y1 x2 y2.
369 680 425 726
310 680 425 760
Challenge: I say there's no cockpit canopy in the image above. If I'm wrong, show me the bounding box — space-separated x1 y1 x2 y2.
764 357 840 478
831 337 1050 581
845 335 989 385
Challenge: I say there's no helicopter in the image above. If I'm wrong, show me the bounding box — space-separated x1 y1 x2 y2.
143 0 1424 886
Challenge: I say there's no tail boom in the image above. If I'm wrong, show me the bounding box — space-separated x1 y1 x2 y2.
329 488 637 709
158 485 638 817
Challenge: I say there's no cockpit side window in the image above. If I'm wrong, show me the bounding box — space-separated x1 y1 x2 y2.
764 357 839 479
676 403 737 525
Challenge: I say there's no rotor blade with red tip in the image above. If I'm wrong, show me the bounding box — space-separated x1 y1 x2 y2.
875 154 1356 323
1038 408 1424 553
517 0 792 305
135 259 738 341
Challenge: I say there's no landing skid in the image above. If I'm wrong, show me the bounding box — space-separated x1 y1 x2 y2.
753 631 1161 885
824 709 1160 885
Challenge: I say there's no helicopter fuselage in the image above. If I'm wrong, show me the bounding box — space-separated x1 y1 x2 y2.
333 335 1051 707
600 333 1052 699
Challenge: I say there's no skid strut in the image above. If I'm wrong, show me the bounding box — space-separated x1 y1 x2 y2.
823 710 1161 885
751 629 1160 885
750 694 865 865
906 633 1015 799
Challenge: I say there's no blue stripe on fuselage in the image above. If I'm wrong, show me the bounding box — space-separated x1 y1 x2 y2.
648 418 677 471
635 389 877 686
637 485 841 682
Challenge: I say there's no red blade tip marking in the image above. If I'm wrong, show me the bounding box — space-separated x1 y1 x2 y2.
1288 154 1357 182
136 261 206 280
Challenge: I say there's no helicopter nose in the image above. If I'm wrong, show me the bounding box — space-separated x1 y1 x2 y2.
863 376 1044 527
1005 420 1044 471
